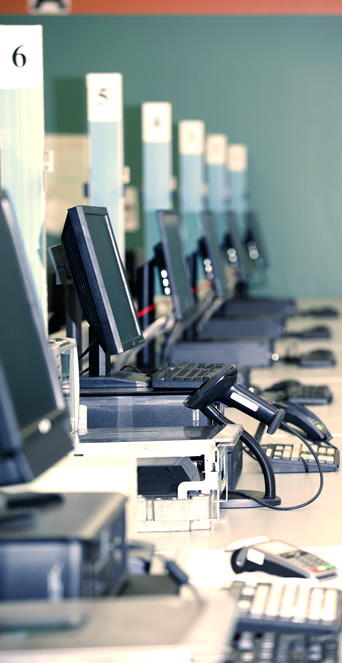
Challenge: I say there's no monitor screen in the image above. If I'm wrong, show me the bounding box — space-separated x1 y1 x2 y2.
200 211 232 301
0 190 73 486
61 206 145 356
156 210 198 322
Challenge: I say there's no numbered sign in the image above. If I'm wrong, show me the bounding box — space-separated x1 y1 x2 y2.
0 24 46 325
206 134 227 165
206 134 229 216
178 120 205 222
0 25 43 89
142 102 172 258
228 144 248 215
86 72 125 258
86 73 122 123
179 121 205 155
142 103 172 143
228 144 248 172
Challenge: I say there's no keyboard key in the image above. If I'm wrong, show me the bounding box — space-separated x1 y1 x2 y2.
229 580 342 635
227 631 340 663
152 361 226 389
260 442 339 474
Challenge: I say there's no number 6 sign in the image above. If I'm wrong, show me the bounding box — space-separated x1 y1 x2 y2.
0 25 46 323
0 25 43 89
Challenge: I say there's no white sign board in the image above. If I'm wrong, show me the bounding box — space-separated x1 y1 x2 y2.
0 25 43 89
86 73 123 123
142 102 172 143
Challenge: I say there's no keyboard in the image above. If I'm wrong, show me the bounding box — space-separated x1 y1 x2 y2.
297 306 339 318
293 325 331 340
298 349 336 368
286 384 333 406
229 580 342 634
260 442 339 473
227 630 340 662
263 384 333 407
151 361 227 389
282 349 336 368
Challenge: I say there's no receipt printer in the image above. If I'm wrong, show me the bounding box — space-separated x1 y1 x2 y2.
0 492 127 600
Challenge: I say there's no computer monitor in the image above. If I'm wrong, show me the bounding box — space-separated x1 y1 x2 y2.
225 211 252 286
200 211 232 302
155 210 200 323
245 210 269 271
61 206 145 357
0 190 73 486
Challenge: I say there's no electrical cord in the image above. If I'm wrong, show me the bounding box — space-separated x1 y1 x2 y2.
200 403 278 502
278 339 300 364
78 336 99 360
244 423 338 453
79 361 145 377
201 403 324 511
120 365 144 374
230 421 324 511
124 540 203 603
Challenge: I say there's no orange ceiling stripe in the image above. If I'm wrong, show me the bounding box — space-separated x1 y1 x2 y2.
1 0 342 14
72 0 342 11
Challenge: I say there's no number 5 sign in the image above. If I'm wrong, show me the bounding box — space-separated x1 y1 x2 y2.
86 74 122 123
0 25 43 89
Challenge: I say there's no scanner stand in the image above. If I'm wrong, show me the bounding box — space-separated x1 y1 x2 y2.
201 404 281 509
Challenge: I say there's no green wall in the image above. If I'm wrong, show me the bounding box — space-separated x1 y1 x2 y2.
2 14 342 298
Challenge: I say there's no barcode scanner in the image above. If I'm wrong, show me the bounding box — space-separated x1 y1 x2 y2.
185 364 283 509
185 365 325 512
185 364 285 434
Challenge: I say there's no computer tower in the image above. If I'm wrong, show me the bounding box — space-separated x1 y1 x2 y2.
0 492 127 600
80 389 216 428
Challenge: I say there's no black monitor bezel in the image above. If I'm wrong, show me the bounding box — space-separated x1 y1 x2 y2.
61 205 145 356
226 211 250 284
245 210 269 270
0 190 73 485
200 211 232 302
156 210 198 323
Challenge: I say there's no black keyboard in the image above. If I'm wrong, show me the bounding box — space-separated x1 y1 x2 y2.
299 349 336 368
229 580 342 634
294 325 331 339
227 630 340 662
260 441 339 473
151 361 226 389
282 349 336 368
286 384 333 406
298 306 339 318
263 384 333 406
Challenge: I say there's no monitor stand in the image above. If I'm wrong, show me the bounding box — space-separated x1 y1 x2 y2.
80 332 150 389
169 337 275 369
221 296 296 318
198 314 286 339
198 311 331 341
